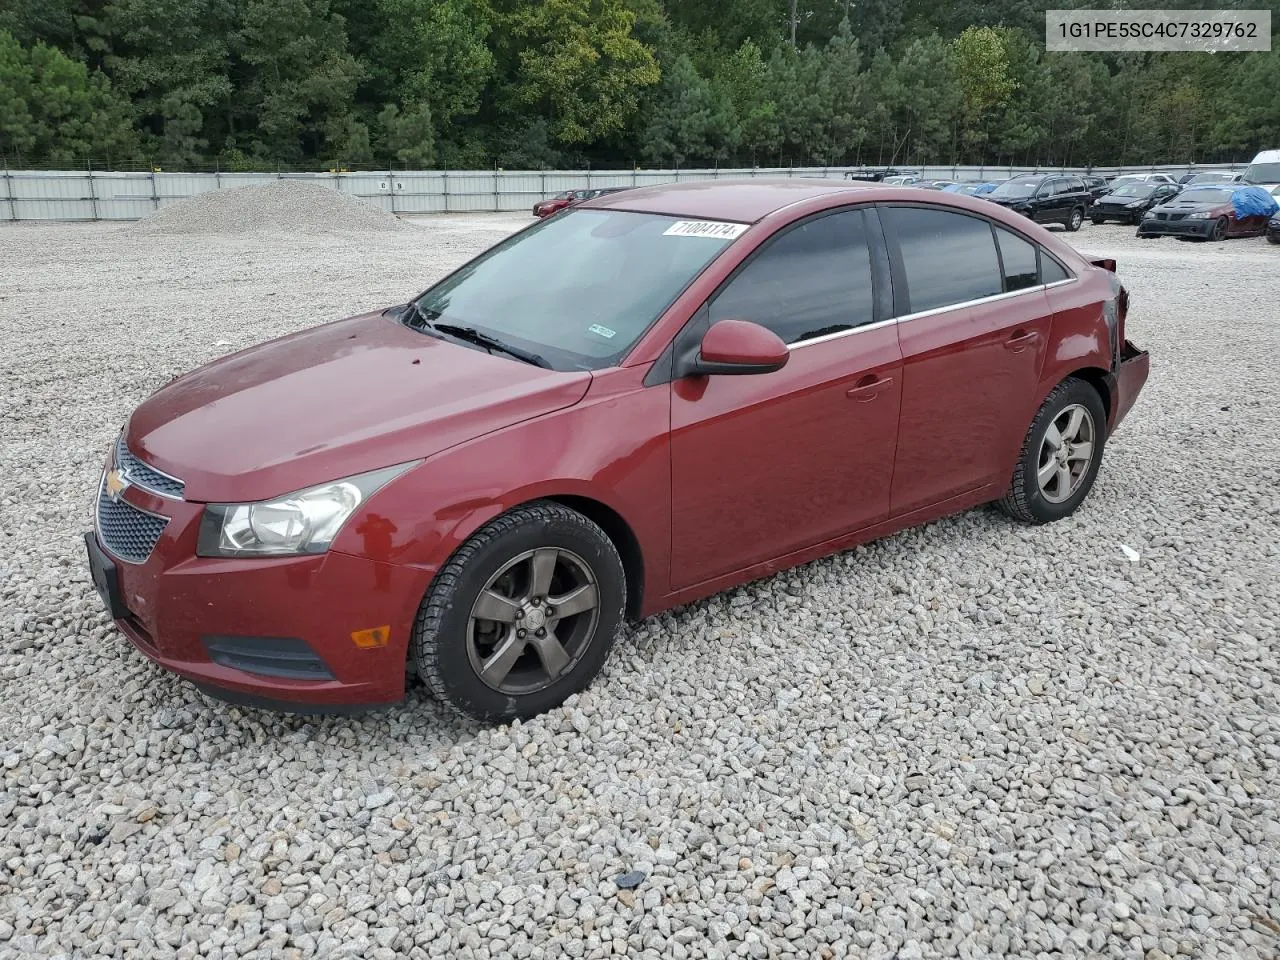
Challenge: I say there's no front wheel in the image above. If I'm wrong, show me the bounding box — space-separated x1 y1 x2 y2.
998 378 1107 524
411 501 626 722
1066 207 1084 232
1268 232 1280 245
1210 217 1229 241
1091 217 1105 226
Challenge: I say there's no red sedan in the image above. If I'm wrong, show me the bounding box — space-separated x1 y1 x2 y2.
532 187 626 217
86 180 1149 721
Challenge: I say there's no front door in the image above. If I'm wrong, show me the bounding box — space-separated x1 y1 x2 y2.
669 208 902 590
881 206 1052 516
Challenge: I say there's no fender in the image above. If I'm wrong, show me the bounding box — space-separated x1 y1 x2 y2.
331 365 673 605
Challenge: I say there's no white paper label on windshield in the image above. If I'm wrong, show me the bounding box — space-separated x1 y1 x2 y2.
663 220 749 240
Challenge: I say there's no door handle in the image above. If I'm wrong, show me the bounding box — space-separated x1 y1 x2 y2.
847 375 893 401
1005 330 1039 353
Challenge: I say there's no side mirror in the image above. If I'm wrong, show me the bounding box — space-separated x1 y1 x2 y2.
683 319 789 377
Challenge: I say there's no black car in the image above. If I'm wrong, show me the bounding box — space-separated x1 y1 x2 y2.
1267 213 1280 245
1082 175 1110 200
984 175 1092 231
1090 182 1182 224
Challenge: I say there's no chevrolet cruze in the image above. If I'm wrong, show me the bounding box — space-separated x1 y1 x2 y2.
86 180 1150 721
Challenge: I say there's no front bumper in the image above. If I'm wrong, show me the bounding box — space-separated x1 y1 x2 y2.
1092 207 1142 223
1136 217 1215 238
85 476 434 711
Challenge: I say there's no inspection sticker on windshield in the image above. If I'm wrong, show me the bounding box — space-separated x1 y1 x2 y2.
663 220 749 239
588 324 617 339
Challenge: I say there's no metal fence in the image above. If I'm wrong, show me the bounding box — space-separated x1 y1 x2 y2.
0 163 1251 222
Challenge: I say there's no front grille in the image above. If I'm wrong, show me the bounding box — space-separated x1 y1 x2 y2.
1168 213 1188 222
97 482 168 563
116 435 184 499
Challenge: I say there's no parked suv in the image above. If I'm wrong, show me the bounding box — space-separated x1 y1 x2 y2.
985 175 1092 231
1082 175 1110 200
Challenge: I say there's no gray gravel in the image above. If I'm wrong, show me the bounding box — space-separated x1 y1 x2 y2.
131 180 407 235
1 215 1278 960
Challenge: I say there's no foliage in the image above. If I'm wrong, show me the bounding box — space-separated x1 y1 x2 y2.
3 0 1278 168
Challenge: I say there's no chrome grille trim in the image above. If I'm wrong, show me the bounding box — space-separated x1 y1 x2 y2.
115 434 185 499
96 479 169 564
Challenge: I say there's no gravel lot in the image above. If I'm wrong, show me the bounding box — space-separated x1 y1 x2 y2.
1 211 1278 960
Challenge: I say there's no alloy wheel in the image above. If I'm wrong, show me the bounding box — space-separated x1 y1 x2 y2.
1212 217 1228 241
1036 404 1096 504
466 547 601 694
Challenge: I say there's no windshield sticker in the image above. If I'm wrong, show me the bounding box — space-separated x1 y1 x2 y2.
588 324 617 340
663 220 749 240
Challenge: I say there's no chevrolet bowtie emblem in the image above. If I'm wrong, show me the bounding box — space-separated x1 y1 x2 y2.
104 468 129 501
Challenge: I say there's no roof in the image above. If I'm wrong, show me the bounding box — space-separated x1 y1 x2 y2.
581 177 879 223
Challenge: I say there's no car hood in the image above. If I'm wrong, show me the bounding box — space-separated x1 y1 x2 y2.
1150 199 1229 214
1097 195 1153 205
126 310 592 503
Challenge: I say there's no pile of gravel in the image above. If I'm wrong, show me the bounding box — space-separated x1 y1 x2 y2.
131 180 405 235
0 219 1277 960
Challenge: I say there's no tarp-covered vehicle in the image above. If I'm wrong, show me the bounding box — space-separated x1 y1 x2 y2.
1136 186 1278 241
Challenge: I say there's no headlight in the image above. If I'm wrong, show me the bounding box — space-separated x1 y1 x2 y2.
1186 211 1211 219
1126 201 1144 208
197 463 417 558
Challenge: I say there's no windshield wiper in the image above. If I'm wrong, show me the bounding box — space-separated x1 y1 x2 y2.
431 322 551 369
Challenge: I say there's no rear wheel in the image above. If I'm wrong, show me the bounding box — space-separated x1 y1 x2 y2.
1268 232 1280 245
1211 217 1229 241
411 501 626 722
1067 207 1084 232
998 378 1107 524
1091 217 1105 226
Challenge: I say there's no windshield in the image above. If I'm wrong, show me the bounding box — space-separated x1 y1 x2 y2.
989 179 1040 199
407 210 738 371
1110 183 1156 198
1188 173 1234 184
1178 188 1234 204
1243 162 1280 184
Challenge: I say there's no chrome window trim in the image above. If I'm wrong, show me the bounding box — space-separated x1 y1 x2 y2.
788 276 1079 351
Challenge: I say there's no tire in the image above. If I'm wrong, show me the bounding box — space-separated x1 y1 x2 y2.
998 378 1107 525
1268 233 1280 245
1066 207 1084 232
1091 217 1105 226
411 501 626 722
1210 217 1228 241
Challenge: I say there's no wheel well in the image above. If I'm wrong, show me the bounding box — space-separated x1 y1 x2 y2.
1069 367 1112 420
546 495 645 620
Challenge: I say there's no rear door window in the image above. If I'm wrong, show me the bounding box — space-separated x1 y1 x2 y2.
995 228 1039 292
884 207 1002 313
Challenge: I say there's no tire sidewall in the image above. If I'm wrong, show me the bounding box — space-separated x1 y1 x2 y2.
1068 208 1084 231
419 512 625 721
1019 382 1108 523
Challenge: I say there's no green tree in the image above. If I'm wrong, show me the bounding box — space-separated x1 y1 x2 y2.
233 0 364 163
492 0 660 146
950 25 1016 159
642 52 736 165
0 28 135 161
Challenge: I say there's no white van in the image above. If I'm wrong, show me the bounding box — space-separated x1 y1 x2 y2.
1242 149 1280 190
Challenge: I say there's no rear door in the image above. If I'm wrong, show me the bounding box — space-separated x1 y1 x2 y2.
881 206 1055 516
669 208 902 589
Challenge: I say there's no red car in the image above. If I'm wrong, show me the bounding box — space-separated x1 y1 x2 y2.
1136 185 1272 240
532 187 625 217
86 180 1149 721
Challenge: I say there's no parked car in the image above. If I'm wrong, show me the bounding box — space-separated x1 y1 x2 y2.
985 174 1092 231
1082 175 1110 200
844 168 910 182
1090 181 1182 224
918 179 958 190
1184 171 1241 186
1268 210 1280 245
85 179 1149 721
1109 173 1179 188
1242 149 1280 192
883 174 924 185
1136 186 1272 241
532 187 626 218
